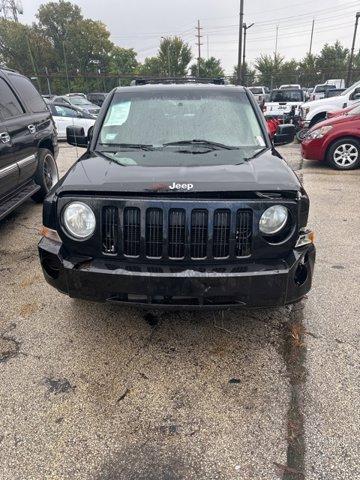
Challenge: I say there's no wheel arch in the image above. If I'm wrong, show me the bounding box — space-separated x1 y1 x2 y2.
38 137 55 156
309 112 327 128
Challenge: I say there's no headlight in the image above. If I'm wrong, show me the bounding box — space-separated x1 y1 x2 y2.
62 202 96 239
307 125 333 139
259 205 288 235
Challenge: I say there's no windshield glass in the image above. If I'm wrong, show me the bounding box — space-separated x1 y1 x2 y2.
249 87 263 94
348 104 360 115
69 96 93 106
314 85 335 93
96 89 267 166
270 90 304 102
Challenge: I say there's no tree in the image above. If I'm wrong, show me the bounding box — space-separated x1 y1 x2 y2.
254 53 284 87
231 63 256 86
190 57 224 78
298 53 319 87
158 36 192 76
137 56 163 76
316 41 349 82
279 59 299 86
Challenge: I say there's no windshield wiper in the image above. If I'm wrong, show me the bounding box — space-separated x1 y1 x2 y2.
243 147 269 162
163 139 239 150
98 142 155 151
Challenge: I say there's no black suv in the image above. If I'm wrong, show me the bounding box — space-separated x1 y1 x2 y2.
38 83 315 309
0 67 58 220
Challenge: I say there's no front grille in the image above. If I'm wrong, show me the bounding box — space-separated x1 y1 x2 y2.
123 207 140 256
101 204 253 260
213 209 230 258
168 209 186 258
102 207 118 254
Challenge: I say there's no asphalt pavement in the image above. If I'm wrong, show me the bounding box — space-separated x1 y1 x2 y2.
0 143 358 480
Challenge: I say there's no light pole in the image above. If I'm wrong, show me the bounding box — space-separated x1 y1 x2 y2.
241 22 254 85
347 12 360 86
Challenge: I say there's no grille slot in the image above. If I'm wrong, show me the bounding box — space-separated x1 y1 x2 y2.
235 210 252 257
146 208 163 258
123 207 141 256
168 209 186 258
191 209 208 259
102 207 118 254
213 209 231 258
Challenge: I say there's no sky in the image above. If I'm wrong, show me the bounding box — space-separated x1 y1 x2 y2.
16 0 360 74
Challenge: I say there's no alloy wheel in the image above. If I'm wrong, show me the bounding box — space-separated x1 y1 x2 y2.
333 143 359 167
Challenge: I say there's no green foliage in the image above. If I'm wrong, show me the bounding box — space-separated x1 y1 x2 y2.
254 53 284 87
137 56 163 76
158 36 192 76
315 41 349 81
231 63 256 86
190 57 224 78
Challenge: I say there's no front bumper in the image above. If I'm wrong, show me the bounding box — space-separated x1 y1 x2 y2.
38 238 315 310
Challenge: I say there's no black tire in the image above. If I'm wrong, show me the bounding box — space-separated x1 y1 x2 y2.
32 148 59 203
326 137 360 170
296 128 308 142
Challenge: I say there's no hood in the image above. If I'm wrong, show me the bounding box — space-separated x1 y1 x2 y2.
304 94 347 110
309 113 360 130
55 149 301 194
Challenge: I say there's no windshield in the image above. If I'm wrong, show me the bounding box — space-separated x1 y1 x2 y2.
314 85 335 93
249 87 263 95
270 90 304 102
69 96 93 106
348 104 360 115
96 90 267 166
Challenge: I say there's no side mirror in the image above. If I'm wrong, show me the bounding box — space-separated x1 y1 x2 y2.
66 126 88 147
273 124 296 146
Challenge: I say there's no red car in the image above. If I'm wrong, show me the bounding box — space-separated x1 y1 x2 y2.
301 113 360 170
327 102 360 119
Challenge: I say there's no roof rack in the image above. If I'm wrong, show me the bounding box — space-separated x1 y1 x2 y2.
130 77 228 86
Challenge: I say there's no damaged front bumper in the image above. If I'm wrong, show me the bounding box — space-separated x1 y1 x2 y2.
38 237 315 310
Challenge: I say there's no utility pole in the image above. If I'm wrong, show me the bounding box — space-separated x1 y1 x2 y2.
195 20 203 77
241 22 254 85
309 19 315 55
347 12 360 86
62 41 70 93
274 25 279 57
237 0 244 84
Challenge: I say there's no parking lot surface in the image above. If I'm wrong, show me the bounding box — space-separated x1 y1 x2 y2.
0 144 359 479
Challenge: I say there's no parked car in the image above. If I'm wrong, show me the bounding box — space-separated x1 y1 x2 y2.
248 86 270 105
299 79 360 128
48 103 96 140
86 92 108 107
264 88 305 118
51 95 100 116
302 113 360 169
38 82 315 309
279 84 301 90
0 67 58 220
324 88 345 98
310 84 336 101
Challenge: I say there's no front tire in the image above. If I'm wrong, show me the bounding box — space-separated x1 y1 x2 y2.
32 149 59 203
327 138 360 170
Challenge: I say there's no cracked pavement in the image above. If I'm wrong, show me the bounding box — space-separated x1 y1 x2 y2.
0 143 359 479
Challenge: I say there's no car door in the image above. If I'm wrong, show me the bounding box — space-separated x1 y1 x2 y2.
7 72 51 185
0 76 25 199
51 105 95 139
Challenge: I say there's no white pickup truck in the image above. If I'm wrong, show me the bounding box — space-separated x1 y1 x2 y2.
300 80 360 127
264 88 305 118
248 86 270 104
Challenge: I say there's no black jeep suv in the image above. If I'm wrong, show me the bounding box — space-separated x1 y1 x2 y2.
0 67 58 220
38 83 315 309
